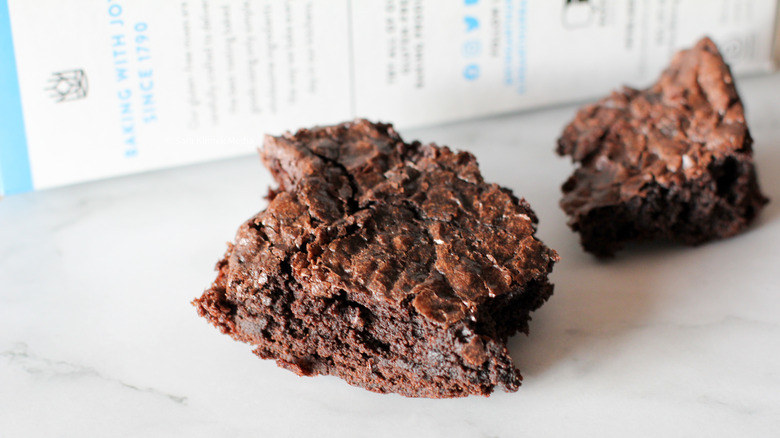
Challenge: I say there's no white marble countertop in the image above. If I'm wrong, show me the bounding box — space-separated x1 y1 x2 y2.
2 73 780 438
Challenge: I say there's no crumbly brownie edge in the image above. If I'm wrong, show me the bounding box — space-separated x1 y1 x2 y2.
193 217 556 397
564 154 768 256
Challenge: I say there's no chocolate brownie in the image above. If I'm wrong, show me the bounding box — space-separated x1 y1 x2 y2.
557 37 768 257
194 119 558 398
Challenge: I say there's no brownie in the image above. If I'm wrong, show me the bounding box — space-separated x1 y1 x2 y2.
557 37 768 257
194 119 558 398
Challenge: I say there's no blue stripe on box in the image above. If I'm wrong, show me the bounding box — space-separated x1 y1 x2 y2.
0 0 33 196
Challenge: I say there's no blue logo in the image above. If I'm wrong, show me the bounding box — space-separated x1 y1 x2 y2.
464 16 479 32
462 0 481 81
463 64 480 81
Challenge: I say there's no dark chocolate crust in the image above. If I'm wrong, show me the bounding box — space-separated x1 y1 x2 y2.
557 37 768 257
195 120 558 397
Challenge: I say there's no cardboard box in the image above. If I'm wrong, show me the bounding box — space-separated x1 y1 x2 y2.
2 0 778 195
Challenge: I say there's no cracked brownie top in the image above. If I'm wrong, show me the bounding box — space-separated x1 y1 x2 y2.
247 119 559 327
557 37 762 215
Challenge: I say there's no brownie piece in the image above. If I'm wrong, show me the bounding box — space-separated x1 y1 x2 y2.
557 37 768 257
194 119 558 398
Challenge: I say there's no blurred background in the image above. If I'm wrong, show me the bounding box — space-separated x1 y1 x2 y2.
2 0 778 194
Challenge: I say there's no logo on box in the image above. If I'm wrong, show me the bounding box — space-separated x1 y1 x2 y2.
47 69 88 103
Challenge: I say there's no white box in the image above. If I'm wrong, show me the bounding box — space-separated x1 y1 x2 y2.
1 0 778 195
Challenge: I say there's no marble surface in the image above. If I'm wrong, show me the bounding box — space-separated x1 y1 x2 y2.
2 73 780 438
